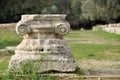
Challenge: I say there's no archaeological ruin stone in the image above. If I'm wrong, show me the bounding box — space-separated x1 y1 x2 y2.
102 23 120 34
9 14 78 73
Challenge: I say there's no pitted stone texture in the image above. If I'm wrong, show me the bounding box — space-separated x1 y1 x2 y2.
9 52 77 72
9 14 78 73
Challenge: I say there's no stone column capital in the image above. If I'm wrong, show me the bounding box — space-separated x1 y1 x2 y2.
16 21 31 35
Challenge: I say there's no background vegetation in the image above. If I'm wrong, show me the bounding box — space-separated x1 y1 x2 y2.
0 0 120 29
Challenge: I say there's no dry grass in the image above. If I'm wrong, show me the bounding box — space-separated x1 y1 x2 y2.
0 23 16 31
79 59 120 69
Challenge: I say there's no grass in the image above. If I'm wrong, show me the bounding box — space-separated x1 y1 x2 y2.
0 26 120 79
0 54 12 76
65 28 120 41
0 31 22 49
65 28 120 60
64 28 120 69
0 54 59 80
69 43 120 61
0 72 59 80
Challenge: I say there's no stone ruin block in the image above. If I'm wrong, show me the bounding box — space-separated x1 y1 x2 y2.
9 14 78 73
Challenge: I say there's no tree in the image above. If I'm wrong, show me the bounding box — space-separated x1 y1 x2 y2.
50 5 58 14
0 0 120 29
81 0 120 23
106 0 120 22
69 0 81 28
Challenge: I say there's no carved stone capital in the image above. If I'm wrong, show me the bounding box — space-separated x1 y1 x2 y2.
55 23 70 35
16 21 31 35
15 14 70 38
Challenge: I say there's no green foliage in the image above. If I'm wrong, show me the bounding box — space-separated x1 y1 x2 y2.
41 5 58 14
50 5 58 14
81 0 120 23
0 0 120 29
70 0 81 27
53 0 71 14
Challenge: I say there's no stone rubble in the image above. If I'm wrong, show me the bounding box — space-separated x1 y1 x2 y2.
102 23 120 34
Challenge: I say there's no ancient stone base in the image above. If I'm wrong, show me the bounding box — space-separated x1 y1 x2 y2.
9 54 77 72
9 14 78 73
9 39 78 72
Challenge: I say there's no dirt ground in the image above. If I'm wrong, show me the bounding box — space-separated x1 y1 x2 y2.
79 59 120 69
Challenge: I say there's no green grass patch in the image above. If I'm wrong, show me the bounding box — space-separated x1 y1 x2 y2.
0 62 8 69
65 29 120 41
0 31 22 49
65 27 120 62
0 62 8 74
0 54 12 75
92 28 120 41
69 43 120 61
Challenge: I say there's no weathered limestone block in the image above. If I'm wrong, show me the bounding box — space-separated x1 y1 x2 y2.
9 14 78 72
102 23 120 34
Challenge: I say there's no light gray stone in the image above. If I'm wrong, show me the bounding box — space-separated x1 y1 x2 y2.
102 23 120 34
9 14 78 73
